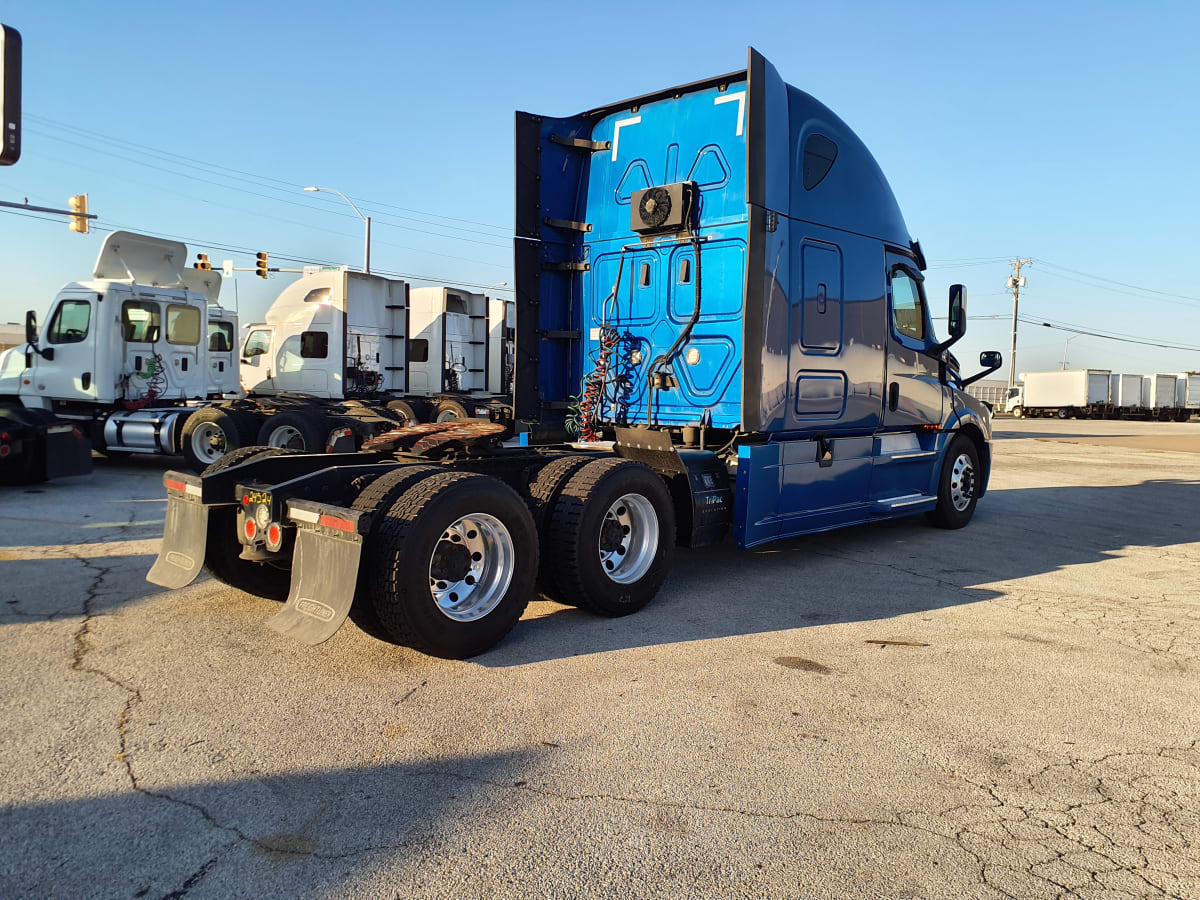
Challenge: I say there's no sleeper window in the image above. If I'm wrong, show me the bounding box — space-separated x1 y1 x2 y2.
166 305 202 345
121 301 160 343
300 331 329 358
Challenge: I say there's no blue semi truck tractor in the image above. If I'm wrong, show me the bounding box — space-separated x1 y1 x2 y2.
147 49 1002 659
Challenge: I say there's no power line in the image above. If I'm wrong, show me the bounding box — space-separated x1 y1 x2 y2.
25 126 514 252
1034 257 1200 304
1018 315 1200 353
0 207 514 293
24 114 513 237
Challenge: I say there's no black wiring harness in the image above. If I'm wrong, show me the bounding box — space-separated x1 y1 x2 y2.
121 353 168 410
568 255 627 440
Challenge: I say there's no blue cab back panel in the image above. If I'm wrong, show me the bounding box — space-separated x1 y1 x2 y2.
514 49 915 441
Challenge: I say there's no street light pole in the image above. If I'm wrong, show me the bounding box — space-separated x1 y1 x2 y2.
1061 333 1082 370
303 186 371 275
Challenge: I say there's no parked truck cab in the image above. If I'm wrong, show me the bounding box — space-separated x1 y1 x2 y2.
148 49 1003 659
1 231 233 459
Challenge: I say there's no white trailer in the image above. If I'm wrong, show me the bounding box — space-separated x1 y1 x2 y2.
1142 374 1178 411
1008 369 1111 419
1109 373 1142 409
1175 373 1200 413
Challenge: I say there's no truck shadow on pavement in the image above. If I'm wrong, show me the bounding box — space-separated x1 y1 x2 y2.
479 478 1200 667
1 748 536 898
0 553 163 624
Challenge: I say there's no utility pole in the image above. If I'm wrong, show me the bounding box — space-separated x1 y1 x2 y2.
1006 258 1031 389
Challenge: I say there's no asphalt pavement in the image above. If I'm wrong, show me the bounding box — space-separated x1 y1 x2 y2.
1 419 1197 899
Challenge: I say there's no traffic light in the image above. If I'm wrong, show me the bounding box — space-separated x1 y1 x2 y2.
194 253 211 271
68 194 88 234
255 251 269 279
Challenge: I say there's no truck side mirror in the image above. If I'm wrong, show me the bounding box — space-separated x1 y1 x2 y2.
947 285 966 339
24 309 37 345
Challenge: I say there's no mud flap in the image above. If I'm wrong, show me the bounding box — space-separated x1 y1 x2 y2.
267 501 368 645
147 474 209 589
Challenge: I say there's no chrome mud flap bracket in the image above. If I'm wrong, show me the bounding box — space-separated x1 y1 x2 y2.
267 500 369 645
147 472 209 589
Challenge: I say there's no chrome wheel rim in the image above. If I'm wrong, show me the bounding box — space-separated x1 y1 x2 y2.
428 513 514 622
435 409 460 422
950 453 975 512
191 422 226 462
267 424 304 449
598 493 659 584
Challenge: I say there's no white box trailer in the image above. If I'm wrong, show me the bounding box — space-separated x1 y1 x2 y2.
1015 369 1111 417
1141 374 1178 410
1109 373 1143 408
1175 373 1200 410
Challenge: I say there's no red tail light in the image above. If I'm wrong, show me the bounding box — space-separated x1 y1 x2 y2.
244 519 257 541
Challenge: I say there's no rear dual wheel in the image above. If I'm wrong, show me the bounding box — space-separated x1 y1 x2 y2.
359 471 537 658
544 459 675 617
257 411 330 452
181 408 258 472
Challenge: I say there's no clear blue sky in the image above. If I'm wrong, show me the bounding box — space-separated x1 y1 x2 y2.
3 0 1199 379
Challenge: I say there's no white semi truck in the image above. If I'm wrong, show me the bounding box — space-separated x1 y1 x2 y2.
0 232 514 482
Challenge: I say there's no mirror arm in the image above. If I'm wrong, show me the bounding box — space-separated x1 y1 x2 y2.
961 358 1003 388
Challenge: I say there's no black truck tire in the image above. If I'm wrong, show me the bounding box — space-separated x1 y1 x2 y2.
181 407 256 472
548 458 675 618
256 411 329 452
525 454 595 600
433 399 470 422
200 447 303 600
385 399 423 425
351 465 441 515
362 471 537 658
926 435 981 530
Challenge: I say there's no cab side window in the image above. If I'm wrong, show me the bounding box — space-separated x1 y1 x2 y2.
890 269 927 342
243 330 271 358
48 300 92 344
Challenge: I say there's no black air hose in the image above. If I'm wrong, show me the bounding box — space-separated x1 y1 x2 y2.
646 233 702 425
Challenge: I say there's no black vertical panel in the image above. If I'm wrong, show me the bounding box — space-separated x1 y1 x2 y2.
514 112 542 240
512 237 542 422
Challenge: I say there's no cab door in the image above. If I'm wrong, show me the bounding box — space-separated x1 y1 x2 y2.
119 298 163 401
207 319 238 396
870 256 945 501
33 294 98 403
240 327 275 394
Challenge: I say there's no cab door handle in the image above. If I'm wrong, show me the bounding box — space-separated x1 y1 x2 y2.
888 382 899 411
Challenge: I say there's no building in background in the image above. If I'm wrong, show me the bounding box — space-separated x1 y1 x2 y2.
0 323 24 353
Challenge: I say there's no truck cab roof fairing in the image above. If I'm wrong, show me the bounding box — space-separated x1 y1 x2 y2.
746 49 911 247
